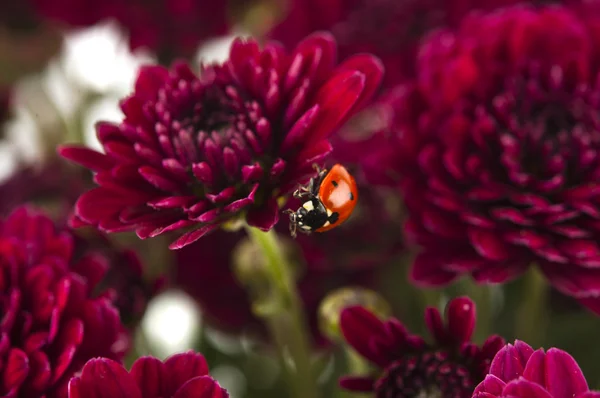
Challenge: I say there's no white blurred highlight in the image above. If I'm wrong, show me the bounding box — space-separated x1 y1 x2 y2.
82 96 124 150
62 23 154 94
140 290 202 360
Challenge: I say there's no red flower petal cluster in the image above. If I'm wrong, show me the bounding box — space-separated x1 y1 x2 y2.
0 161 162 327
60 33 382 249
0 206 127 397
474 340 600 398
362 4 600 306
68 351 228 398
340 297 504 397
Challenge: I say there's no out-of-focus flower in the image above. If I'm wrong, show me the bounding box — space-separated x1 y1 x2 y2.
111 0 229 58
268 0 536 87
0 206 127 397
362 4 600 301
72 229 165 328
9 0 227 58
0 161 88 217
473 340 600 398
175 230 255 333
60 33 383 249
68 350 228 398
339 297 504 397
0 161 164 328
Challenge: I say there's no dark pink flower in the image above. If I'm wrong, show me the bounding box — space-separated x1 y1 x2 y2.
473 340 600 398
362 4 600 300
0 161 162 327
68 351 228 398
0 206 127 398
339 296 504 397
59 33 383 249
26 0 228 57
269 0 542 88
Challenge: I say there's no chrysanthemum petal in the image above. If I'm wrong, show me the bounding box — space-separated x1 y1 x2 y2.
130 356 167 397
169 224 220 250
524 348 589 398
172 376 229 398
246 198 280 231
77 358 142 398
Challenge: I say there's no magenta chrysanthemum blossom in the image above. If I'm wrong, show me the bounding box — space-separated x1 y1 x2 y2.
68 351 228 398
473 340 600 398
362 4 600 299
0 206 127 397
59 33 383 249
339 296 504 397
26 0 228 57
0 162 162 327
269 0 540 87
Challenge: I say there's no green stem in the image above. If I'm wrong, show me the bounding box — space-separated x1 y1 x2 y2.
244 225 319 398
515 266 548 346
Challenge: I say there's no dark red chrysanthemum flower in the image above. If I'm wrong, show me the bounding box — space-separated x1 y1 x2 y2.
473 340 600 398
175 184 402 342
339 296 504 397
0 162 162 327
0 206 128 397
24 0 228 57
361 4 600 300
59 33 382 249
68 351 228 398
268 0 550 87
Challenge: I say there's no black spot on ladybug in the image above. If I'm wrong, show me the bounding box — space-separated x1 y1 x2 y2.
332 180 338 187
349 192 354 201
330 212 340 224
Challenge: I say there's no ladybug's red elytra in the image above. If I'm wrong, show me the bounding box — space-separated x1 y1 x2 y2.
285 164 358 238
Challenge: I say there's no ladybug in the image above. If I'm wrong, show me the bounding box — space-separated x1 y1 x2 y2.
285 164 358 238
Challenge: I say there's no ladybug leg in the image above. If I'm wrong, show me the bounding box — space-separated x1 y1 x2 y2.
310 163 328 196
293 186 312 199
283 209 298 238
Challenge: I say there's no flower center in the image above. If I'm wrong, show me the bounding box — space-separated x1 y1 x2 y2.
484 64 599 189
374 352 474 398
154 65 276 198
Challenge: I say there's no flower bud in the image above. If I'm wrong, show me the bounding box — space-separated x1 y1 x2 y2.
318 287 391 342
